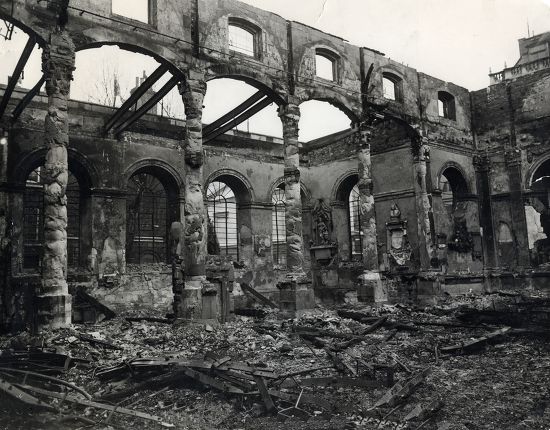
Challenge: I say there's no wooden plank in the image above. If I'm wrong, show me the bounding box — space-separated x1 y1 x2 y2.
440 327 511 354
253 375 276 413
373 368 431 408
0 378 57 411
15 384 173 426
240 283 279 309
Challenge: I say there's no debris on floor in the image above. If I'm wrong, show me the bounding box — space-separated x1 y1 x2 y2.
1 292 549 429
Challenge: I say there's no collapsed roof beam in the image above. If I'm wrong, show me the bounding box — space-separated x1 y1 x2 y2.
103 63 168 133
11 74 45 124
112 75 180 135
202 91 265 136
0 37 35 121
203 96 272 144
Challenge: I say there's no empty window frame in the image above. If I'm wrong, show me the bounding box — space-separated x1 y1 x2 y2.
23 168 81 269
112 0 150 23
382 72 403 102
272 188 286 265
348 184 363 260
228 21 257 57
315 49 338 81
126 172 168 264
438 91 456 120
207 181 239 259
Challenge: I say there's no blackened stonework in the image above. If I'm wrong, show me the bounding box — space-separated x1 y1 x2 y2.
0 0 549 328
38 29 75 328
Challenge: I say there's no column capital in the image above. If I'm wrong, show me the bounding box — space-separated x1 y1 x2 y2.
505 148 522 167
42 31 75 98
473 153 490 172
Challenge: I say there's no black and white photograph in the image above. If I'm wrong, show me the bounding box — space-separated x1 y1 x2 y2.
0 0 549 428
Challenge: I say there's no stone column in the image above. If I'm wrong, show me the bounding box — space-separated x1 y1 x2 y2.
356 122 385 302
473 154 497 268
278 103 305 275
412 136 435 269
176 70 207 319
37 30 75 328
505 148 530 267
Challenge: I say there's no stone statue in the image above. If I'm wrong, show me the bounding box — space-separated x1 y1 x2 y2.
312 198 332 245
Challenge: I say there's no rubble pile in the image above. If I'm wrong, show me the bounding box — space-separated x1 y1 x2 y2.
0 291 549 429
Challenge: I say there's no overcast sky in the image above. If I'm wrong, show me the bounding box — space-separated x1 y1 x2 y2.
1 0 549 141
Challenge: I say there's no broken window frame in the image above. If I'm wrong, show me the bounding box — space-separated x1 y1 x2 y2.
207 181 239 259
23 167 82 270
111 0 153 24
437 90 456 120
272 188 287 266
126 172 169 265
348 184 363 261
228 18 261 59
315 48 339 82
382 72 403 102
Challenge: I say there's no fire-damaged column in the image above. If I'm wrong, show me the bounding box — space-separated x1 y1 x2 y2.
356 122 385 302
175 70 207 319
277 102 314 315
505 149 530 267
412 136 436 269
37 30 75 328
473 154 497 268
278 103 305 275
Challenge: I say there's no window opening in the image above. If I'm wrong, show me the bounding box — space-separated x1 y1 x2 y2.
272 188 286 265
207 181 239 259
112 0 149 23
126 172 168 264
315 52 335 81
438 91 456 120
383 77 396 100
228 24 255 57
23 167 81 269
348 184 363 260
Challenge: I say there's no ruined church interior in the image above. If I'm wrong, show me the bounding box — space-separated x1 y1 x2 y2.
0 0 549 428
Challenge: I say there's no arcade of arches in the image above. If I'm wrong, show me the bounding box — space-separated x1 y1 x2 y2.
1 0 550 330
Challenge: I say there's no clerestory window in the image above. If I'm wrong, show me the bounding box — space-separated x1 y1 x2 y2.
112 0 150 23
228 20 259 58
315 49 338 81
438 91 456 120
382 72 403 102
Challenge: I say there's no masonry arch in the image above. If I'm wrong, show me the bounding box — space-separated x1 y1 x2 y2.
0 9 48 47
438 165 469 212
206 71 286 106
15 151 94 271
124 163 181 264
299 94 360 126
268 177 311 207
204 170 256 260
205 169 254 204
74 42 184 79
332 172 363 260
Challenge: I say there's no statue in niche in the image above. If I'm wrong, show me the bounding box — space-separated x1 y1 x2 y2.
448 218 473 253
312 198 332 245
387 204 412 267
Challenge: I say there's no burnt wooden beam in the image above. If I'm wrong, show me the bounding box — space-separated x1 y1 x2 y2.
0 37 35 120
203 97 271 144
112 75 179 134
202 90 264 136
10 74 45 124
103 63 168 133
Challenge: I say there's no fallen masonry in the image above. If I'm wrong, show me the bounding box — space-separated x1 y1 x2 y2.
1 292 549 429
